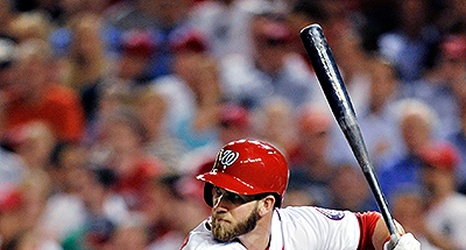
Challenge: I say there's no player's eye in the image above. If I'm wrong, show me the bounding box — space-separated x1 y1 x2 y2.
225 193 247 204
212 187 254 205
213 187 222 196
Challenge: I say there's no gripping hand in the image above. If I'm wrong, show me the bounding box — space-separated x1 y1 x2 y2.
384 233 420 250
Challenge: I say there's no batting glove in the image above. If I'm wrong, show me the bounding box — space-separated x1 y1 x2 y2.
383 233 421 250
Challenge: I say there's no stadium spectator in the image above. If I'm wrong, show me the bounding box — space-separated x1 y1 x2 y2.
329 163 376 212
113 29 158 88
448 58 466 193
39 142 90 242
378 99 442 201
220 13 319 110
177 102 254 175
8 11 53 43
0 39 27 186
402 33 466 140
390 188 441 250
108 217 149 250
433 0 466 33
145 174 209 249
3 39 85 144
135 88 187 174
252 97 297 156
0 184 27 248
10 122 56 178
63 13 111 125
59 168 130 249
152 30 223 150
130 0 195 78
189 0 265 59
420 143 466 249
331 56 403 167
378 0 440 82
91 107 166 211
286 103 335 207
0 0 17 41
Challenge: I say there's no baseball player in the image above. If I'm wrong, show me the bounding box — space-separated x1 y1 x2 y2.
181 139 420 250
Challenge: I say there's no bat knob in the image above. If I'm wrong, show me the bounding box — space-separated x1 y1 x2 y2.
299 23 322 35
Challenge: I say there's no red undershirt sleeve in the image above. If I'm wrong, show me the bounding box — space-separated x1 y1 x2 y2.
355 211 382 250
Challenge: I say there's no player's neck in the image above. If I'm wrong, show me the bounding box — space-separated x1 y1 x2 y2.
238 213 273 250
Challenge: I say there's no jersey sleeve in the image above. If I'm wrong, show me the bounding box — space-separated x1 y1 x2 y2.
355 211 382 250
278 206 361 249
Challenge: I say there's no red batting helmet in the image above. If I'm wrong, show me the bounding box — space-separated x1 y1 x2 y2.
196 139 289 207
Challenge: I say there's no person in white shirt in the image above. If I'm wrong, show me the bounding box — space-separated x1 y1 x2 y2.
181 139 420 250
420 143 466 249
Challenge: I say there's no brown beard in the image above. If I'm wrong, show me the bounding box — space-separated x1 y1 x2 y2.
211 202 260 242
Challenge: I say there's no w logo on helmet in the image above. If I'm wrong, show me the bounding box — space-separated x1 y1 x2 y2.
219 149 239 168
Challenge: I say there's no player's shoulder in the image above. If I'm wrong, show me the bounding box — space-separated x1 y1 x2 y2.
181 219 245 250
278 206 354 222
180 219 214 249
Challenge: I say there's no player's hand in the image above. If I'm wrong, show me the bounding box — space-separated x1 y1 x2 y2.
383 233 420 250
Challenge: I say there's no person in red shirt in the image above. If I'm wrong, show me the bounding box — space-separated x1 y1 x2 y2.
3 39 85 144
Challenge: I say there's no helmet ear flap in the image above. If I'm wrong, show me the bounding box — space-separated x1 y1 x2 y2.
204 182 214 207
273 193 282 208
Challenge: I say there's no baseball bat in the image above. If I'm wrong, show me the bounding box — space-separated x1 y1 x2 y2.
299 24 400 247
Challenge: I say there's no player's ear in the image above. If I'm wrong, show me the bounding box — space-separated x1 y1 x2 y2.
258 195 275 216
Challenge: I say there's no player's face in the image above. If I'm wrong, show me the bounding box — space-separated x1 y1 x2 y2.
210 187 262 242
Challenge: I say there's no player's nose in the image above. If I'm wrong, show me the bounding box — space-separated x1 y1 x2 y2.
213 192 224 209
213 194 231 211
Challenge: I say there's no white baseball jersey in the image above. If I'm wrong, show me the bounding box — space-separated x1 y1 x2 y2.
181 206 381 250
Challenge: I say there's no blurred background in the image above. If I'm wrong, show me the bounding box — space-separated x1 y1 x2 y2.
0 0 464 249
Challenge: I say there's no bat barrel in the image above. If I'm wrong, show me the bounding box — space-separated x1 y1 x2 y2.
299 24 357 124
300 24 400 244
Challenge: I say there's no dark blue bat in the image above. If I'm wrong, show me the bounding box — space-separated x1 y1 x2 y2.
300 23 400 248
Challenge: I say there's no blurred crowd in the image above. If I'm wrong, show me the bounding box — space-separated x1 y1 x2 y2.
0 0 465 249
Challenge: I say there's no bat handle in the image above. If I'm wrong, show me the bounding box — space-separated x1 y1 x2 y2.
364 163 400 244
387 233 401 249
364 163 400 247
